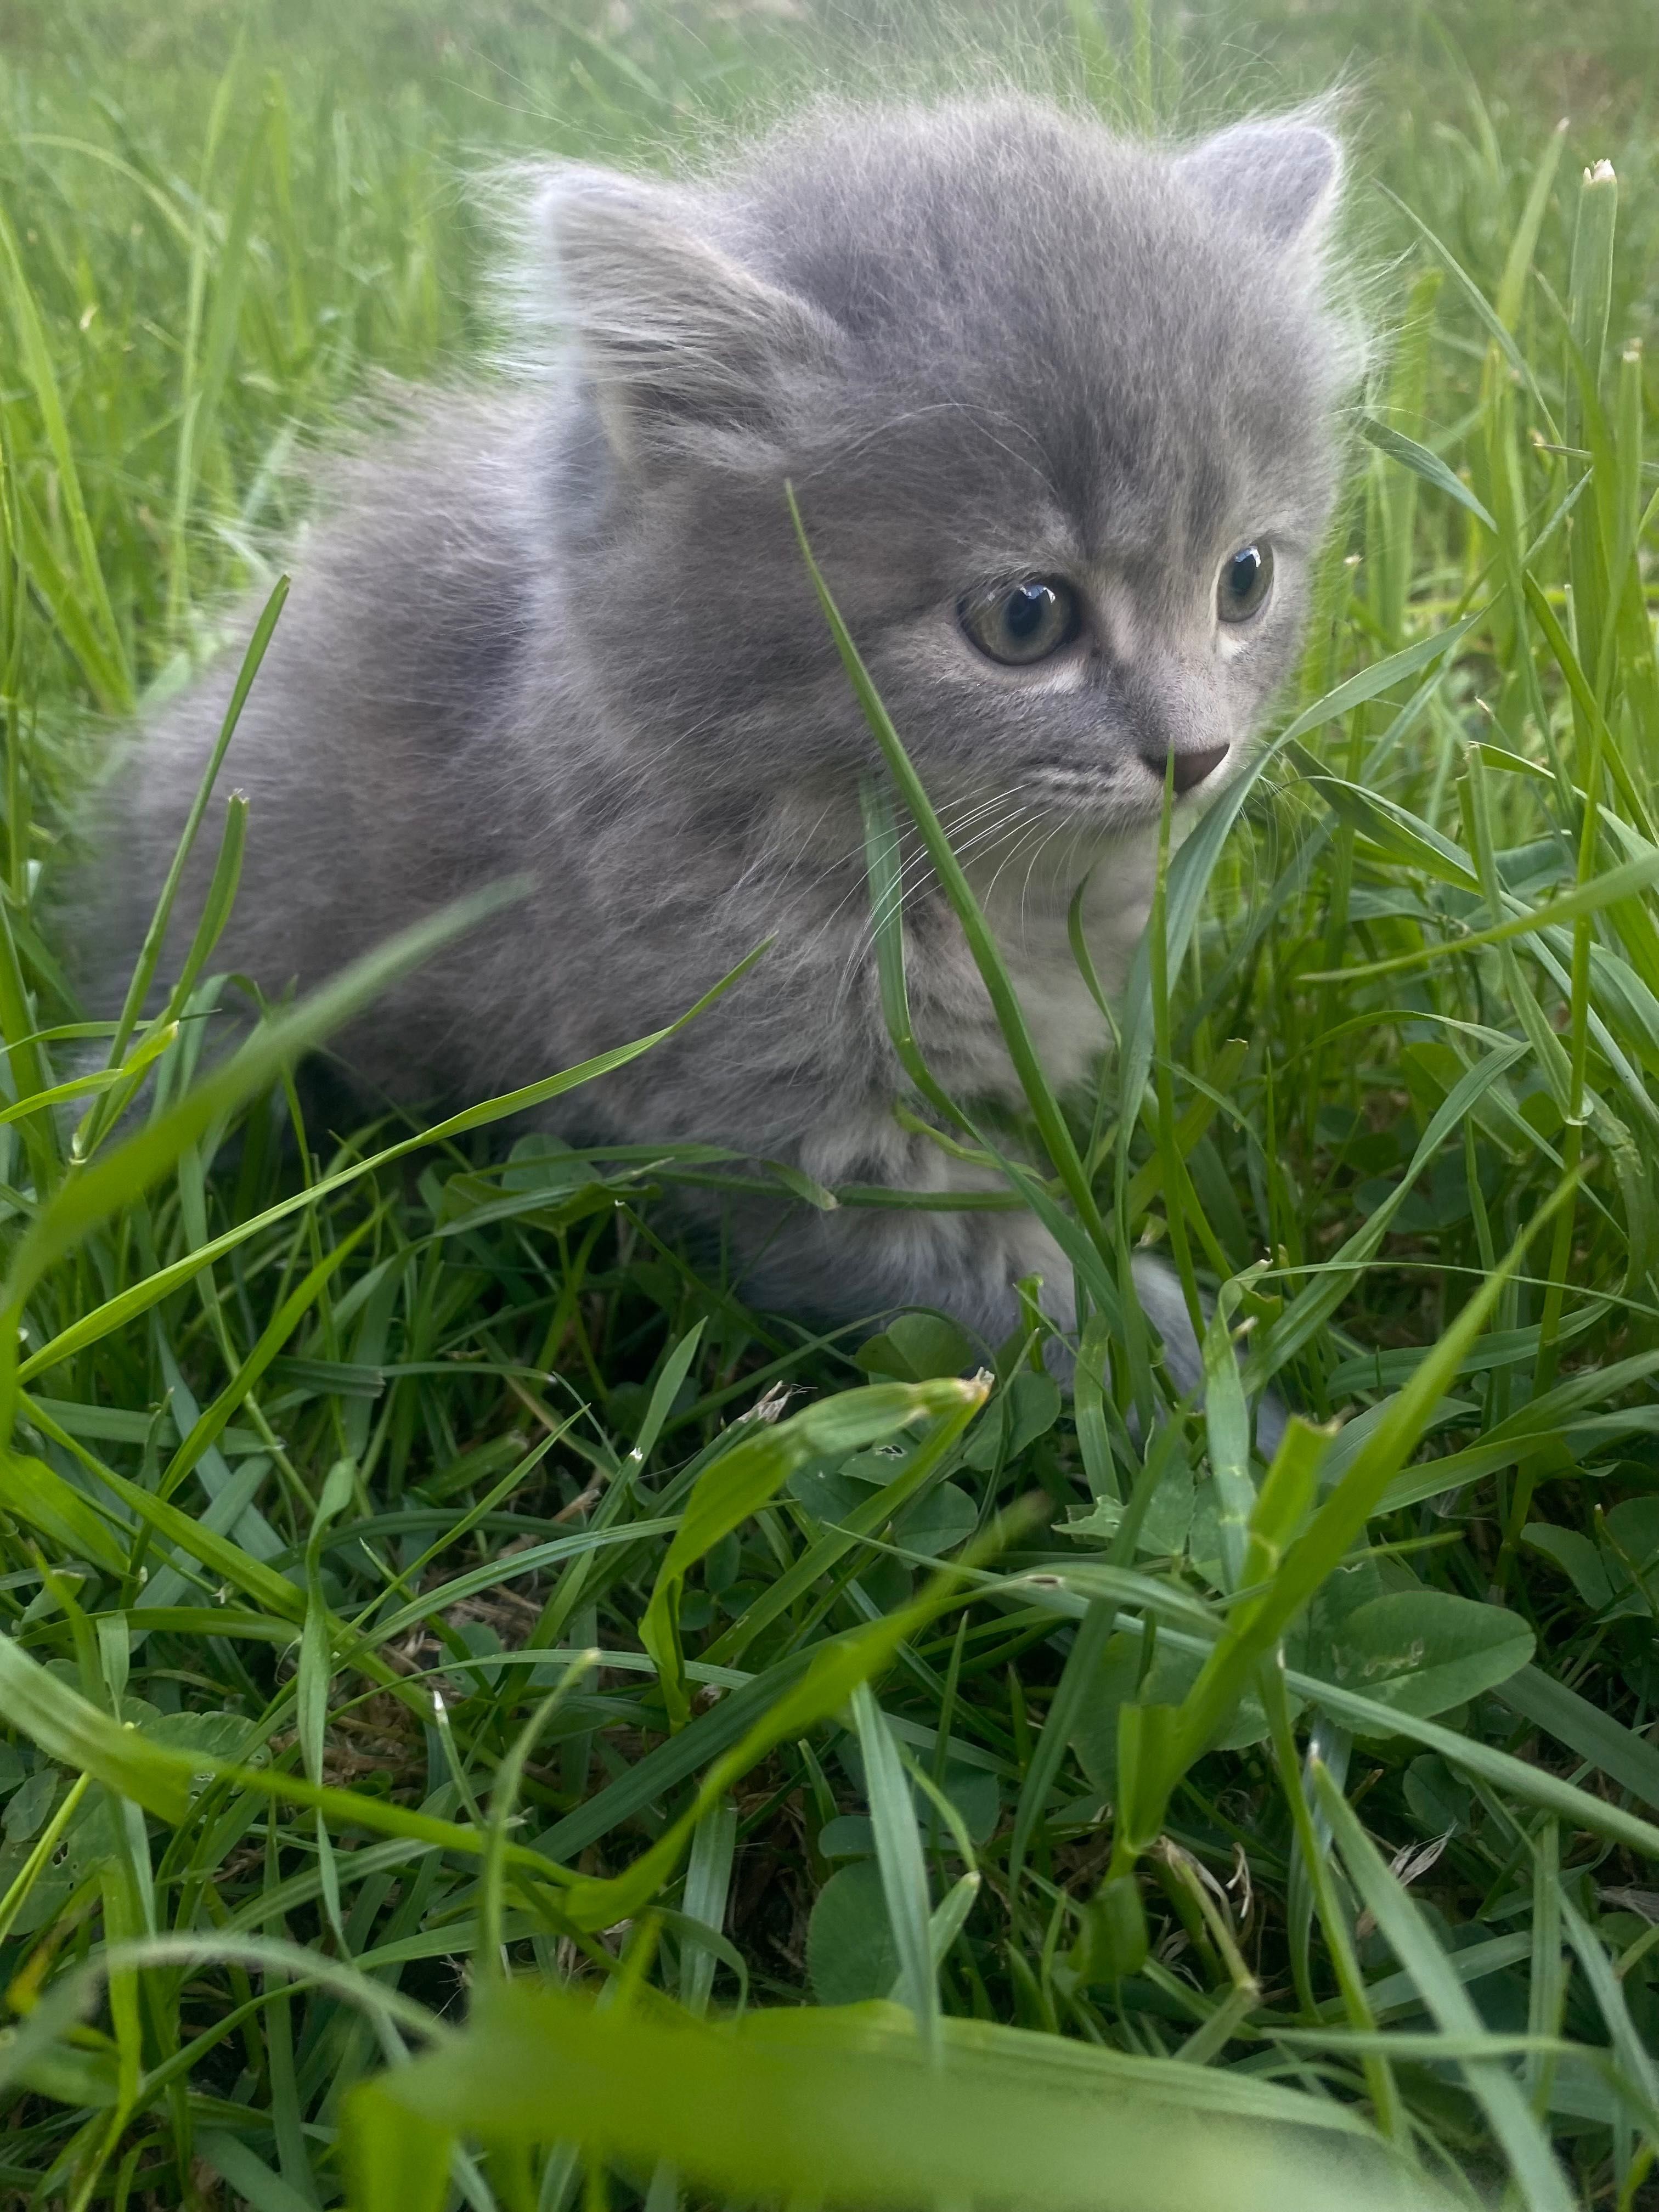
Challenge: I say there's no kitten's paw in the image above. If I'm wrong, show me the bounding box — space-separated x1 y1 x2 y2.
1128 1252 1288 1454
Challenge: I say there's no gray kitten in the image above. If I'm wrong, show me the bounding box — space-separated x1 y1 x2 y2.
87 95 1354 1391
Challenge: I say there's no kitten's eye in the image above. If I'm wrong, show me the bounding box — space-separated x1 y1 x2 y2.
960 579 1081 666
1217 543 1274 624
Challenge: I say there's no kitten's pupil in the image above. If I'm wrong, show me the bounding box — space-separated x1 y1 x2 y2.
1218 542 1273 622
1007 583 1051 639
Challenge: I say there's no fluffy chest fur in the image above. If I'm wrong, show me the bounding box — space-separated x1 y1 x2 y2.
952 825 1160 1101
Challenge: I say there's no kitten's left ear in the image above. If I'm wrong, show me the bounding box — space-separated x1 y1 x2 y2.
1176 116 1342 255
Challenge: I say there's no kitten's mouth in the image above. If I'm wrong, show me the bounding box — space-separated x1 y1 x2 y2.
1026 745 1234 829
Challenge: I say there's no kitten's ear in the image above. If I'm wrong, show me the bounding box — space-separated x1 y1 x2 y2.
533 166 843 460
1176 117 1342 255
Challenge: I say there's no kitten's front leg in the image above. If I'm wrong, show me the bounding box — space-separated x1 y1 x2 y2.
731 1128 1079 1359
731 1138 1279 1444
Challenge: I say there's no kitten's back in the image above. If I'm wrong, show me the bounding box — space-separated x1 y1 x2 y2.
89 393 559 1101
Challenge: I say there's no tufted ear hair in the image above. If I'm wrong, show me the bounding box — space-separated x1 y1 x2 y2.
532 166 844 460
1175 116 1343 255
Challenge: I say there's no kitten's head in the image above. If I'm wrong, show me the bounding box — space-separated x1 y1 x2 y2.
524 98 1357 834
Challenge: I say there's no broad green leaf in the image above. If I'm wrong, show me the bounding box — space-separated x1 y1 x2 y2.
1323 1589 1533 1723
1001 1584 1659 1865
893 1480 976 1557
0 1630 193 1822
856 1312 975 1383
345 1980 1438 2212
1521 1526 1618 1611
341 2094 454 2212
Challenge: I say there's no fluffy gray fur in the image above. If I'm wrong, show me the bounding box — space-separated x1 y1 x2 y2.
84 95 1355 1385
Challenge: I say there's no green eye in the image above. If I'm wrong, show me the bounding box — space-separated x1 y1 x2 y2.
961 578 1081 665
1217 542 1273 623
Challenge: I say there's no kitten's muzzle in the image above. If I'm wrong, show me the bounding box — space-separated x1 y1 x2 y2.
1139 742 1228 794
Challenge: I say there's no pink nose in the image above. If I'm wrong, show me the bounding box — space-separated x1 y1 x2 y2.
1142 744 1228 794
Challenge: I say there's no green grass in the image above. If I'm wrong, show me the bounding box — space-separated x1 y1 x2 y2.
3 1 1659 2207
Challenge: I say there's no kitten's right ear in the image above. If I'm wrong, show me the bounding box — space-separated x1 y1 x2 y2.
532 166 843 463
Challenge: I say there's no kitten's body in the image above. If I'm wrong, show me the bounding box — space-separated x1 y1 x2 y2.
87 97 1353 1365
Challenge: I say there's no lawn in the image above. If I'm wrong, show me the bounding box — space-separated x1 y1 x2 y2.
2 1 1659 2207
